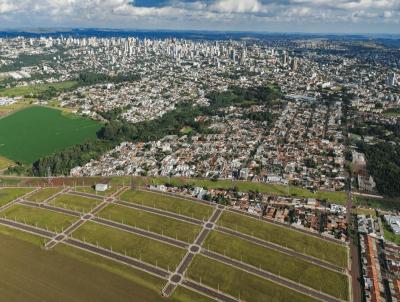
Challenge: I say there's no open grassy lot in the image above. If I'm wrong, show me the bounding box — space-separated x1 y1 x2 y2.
0 81 77 97
120 189 213 221
1 204 78 232
0 155 14 169
204 231 348 300
187 255 319 302
26 187 63 203
218 211 348 268
115 176 347 203
0 106 101 163
73 221 186 271
354 195 400 211
0 188 33 207
353 207 377 218
383 222 400 245
49 193 100 213
0 178 23 185
74 185 119 197
170 287 216 302
99 204 202 242
0 232 167 302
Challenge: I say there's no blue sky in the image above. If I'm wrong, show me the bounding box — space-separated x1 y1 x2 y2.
0 0 399 34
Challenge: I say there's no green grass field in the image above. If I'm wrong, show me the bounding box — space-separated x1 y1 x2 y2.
0 231 167 302
353 207 377 218
27 187 62 203
49 193 100 213
187 255 319 302
218 211 348 268
99 204 202 242
114 176 347 203
0 81 77 98
73 221 186 270
0 156 14 169
354 195 400 211
120 190 213 221
383 222 400 245
204 231 348 300
0 188 34 207
1 204 78 232
0 106 101 163
74 186 119 197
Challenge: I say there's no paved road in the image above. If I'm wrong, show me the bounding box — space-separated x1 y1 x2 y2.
215 225 345 273
0 217 55 238
201 249 343 302
0 188 40 213
346 177 362 302
20 200 81 217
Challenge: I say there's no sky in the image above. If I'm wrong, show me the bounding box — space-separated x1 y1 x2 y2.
0 0 399 34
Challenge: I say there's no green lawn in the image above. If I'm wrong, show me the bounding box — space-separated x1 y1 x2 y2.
218 211 348 268
187 255 319 302
0 106 101 163
204 231 348 300
353 207 377 218
383 222 400 245
115 176 347 203
74 186 119 197
0 81 77 97
120 190 213 221
1 204 78 232
0 232 169 302
0 188 34 207
27 187 63 203
49 193 100 213
73 221 186 271
99 204 202 243
354 195 400 211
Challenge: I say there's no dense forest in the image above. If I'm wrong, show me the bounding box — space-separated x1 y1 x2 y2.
77 72 141 86
31 85 282 176
359 142 400 197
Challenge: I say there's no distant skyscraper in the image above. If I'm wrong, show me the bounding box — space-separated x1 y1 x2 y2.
240 48 246 65
386 72 397 87
291 58 298 71
283 51 288 66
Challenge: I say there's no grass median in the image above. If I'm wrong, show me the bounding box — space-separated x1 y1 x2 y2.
1 204 78 232
217 211 348 268
204 231 348 300
73 221 186 271
187 255 319 302
120 189 213 221
99 204 202 243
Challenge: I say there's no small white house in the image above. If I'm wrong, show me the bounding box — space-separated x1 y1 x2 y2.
95 184 109 192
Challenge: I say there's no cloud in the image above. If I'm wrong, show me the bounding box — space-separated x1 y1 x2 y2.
0 0 399 32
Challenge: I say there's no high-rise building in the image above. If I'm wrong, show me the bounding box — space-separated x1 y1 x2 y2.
386 72 397 87
291 58 298 71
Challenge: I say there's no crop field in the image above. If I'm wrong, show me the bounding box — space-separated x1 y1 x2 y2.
0 188 34 207
218 211 348 268
99 203 202 242
72 221 186 270
27 187 63 203
0 106 101 163
1 205 78 232
187 255 319 302
49 193 100 213
120 189 213 221
204 231 349 300
0 81 77 98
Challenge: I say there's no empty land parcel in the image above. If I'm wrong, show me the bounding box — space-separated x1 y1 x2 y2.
0 106 101 164
0 186 350 302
